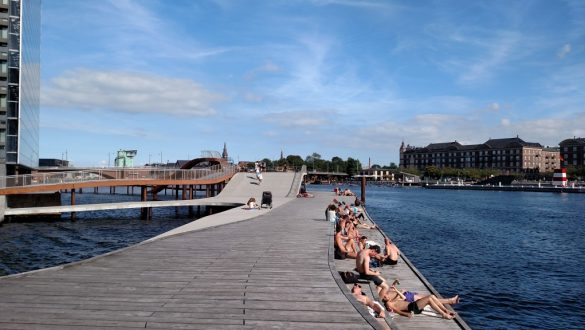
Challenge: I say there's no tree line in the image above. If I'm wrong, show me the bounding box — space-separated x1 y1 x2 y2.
258 153 372 177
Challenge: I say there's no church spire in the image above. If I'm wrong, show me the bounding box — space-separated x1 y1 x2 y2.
222 142 228 159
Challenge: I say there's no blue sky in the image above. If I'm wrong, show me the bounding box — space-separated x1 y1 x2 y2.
39 0 585 167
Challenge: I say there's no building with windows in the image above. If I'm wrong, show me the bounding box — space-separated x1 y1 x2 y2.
559 138 585 168
359 168 394 181
0 0 41 176
399 137 560 173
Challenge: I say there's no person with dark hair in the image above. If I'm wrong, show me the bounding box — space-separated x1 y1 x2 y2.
351 283 386 319
356 245 389 299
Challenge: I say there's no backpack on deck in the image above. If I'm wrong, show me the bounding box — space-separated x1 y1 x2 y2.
339 271 359 284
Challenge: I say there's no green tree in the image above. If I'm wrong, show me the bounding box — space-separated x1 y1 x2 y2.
331 156 345 173
346 157 362 177
286 155 304 168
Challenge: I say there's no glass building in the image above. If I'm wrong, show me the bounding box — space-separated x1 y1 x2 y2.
0 0 40 176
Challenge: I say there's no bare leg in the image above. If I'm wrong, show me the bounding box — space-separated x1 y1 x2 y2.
377 281 389 302
345 240 358 258
414 293 459 306
414 296 453 319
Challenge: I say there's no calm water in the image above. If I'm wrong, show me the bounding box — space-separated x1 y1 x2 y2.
311 184 585 329
0 189 204 276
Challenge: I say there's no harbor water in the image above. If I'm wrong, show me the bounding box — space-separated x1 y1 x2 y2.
311 184 585 329
0 189 203 276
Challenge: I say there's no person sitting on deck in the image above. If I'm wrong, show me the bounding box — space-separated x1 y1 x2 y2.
334 226 357 259
246 197 260 209
372 237 401 266
351 283 386 319
382 285 456 320
326 204 338 223
356 245 389 299
343 188 355 196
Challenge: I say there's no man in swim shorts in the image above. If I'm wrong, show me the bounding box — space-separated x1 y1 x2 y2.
356 245 389 298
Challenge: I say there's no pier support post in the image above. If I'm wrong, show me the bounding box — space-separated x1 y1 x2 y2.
71 189 76 221
140 186 151 220
360 176 366 204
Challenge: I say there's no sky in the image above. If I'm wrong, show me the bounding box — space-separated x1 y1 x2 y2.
39 0 585 167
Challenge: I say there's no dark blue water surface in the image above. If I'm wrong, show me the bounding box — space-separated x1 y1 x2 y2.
0 189 203 276
310 184 585 329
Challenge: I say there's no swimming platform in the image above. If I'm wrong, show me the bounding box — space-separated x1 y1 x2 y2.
0 172 469 329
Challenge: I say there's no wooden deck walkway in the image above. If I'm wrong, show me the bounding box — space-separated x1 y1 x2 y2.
0 193 375 329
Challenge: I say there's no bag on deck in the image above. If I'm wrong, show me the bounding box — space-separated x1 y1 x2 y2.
339 271 359 284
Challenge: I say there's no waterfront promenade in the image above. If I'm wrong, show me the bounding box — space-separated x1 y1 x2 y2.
0 172 466 329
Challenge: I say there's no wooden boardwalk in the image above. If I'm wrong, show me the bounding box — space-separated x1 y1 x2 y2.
0 193 375 329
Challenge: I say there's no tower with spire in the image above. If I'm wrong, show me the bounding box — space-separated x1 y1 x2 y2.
222 142 228 160
399 141 406 168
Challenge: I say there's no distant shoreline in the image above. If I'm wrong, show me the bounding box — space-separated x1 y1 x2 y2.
424 184 585 193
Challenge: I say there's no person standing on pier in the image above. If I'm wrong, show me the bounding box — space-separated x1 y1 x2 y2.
356 245 390 300
255 161 263 183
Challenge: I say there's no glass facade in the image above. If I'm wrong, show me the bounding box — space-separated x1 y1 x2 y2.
0 0 40 172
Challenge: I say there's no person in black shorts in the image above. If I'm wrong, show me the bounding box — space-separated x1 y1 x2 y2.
356 245 389 299
383 291 456 319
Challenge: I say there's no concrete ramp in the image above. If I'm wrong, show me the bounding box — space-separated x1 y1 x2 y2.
151 171 304 239
218 171 298 201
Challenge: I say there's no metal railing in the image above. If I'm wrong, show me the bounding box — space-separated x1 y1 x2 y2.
0 164 239 189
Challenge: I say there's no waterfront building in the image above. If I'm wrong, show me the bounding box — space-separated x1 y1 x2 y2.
399 137 560 173
0 0 41 176
38 158 70 168
359 168 394 181
114 150 137 168
559 137 585 168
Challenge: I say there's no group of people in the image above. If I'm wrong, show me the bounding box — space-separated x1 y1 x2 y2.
333 187 356 196
330 193 460 320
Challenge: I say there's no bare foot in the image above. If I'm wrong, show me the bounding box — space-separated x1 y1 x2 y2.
450 295 460 304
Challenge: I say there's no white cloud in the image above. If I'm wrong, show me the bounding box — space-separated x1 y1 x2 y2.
42 69 223 116
457 31 521 84
501 118 511 126
244 61 282 80
262 110 334 127
557 43 572 58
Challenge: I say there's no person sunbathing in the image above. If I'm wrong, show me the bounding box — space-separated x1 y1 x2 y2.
351 283 386 319
383 285 457 319
389 280 460 306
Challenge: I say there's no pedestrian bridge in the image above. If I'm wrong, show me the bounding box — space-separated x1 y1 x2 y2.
0 165 237 195
2 169 305 220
